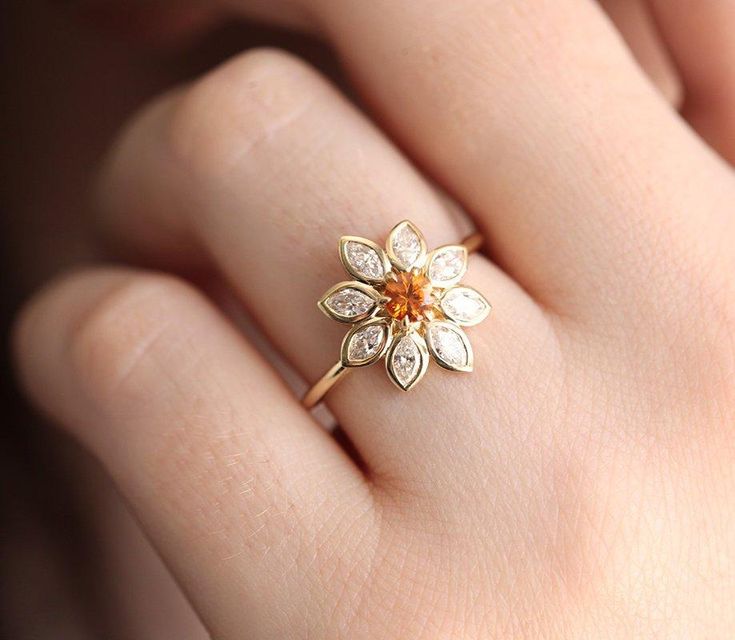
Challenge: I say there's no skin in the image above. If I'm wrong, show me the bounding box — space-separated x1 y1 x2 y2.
10 0 735 638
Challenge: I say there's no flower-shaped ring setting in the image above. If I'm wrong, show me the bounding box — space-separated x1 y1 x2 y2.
302 221 490 408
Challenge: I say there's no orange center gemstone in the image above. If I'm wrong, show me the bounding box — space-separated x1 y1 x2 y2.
384 272 435 321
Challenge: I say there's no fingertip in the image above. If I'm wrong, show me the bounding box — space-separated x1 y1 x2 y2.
11 267 146 423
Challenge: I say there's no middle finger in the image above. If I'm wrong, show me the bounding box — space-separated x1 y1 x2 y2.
308 0 735 317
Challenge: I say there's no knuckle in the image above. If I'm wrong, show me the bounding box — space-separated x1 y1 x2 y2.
70 273 195 408
167 48 318 178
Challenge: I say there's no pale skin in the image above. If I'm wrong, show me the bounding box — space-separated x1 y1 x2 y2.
11 0 735 637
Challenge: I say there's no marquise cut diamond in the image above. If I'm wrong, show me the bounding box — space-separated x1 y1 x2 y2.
345 241 384 280
429 324 468 369
391 336 421 386
325 288 375 318
347 324 386 362
391 225 422 267
441 287 488 325
429 247 465 283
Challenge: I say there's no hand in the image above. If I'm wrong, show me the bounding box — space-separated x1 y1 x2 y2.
13 1 735 637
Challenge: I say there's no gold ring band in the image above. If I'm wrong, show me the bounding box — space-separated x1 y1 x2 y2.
302 229 487 409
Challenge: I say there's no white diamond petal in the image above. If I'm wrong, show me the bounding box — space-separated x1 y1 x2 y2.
386 332 428 390
327 289 372 316
340 237 389 283
440 286 490 326
426 321 473 372
341 319 390 367
319 282 379 323
386 220 426 271
427 245 467 287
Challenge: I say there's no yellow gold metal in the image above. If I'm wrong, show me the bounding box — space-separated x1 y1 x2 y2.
439 285 491 326
302 363 348 410
425 320 474 372
303 227 487 409
385 330 430 391
341 317 392 367
317 281 382 324
462 232 483 255
386 220 428 271
339 236 391 284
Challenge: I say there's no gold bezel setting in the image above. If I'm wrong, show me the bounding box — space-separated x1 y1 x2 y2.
340 317 393 368
386 220 428 272
317 280 383 324
426 244 469 288
425 320 474 372
339 236 392 284
312 220 491 395
385 329 430 391
439 285 491 327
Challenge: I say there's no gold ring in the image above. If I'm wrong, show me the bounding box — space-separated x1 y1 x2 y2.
303 221 490 409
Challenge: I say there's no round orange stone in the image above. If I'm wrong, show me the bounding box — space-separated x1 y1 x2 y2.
384 272 435 321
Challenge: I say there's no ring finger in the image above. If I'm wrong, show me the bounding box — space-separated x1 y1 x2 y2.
97 49 551 480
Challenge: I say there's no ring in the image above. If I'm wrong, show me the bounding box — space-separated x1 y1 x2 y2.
302 220 491 408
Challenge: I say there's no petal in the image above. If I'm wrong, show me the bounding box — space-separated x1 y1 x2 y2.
440 286 491 326
426 245 468 287
339 236 390 284
318 281 380 323
385 330 429 391
341 318 391 367
426 321 473 372
386 220 427 271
